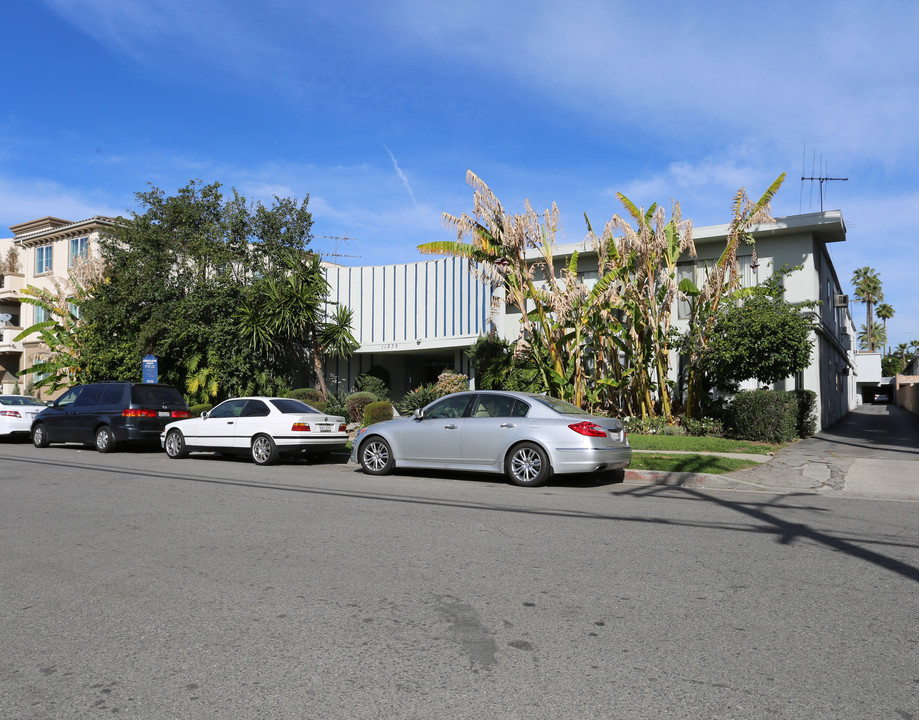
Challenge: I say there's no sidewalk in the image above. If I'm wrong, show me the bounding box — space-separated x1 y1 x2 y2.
625 404 919 501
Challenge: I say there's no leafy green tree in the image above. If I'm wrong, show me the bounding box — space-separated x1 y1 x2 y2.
77 180 317 399
881 354 905 377
851 267 883 351
703 266 815 392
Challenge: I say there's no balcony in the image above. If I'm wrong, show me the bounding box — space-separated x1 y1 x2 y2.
0 273 26 299
0 326 25 354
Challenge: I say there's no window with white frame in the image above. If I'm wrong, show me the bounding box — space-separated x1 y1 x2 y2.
69 237 89 267
68 299 81 320
35 245 53 274
34 305 49 324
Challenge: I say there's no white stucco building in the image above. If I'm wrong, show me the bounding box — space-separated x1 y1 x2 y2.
323 210 858 429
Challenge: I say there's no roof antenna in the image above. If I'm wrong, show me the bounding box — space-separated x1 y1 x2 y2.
800 145 848 212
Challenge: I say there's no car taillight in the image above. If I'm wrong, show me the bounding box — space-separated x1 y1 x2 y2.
0 410 21 418
122 409 157 417
171 410 191 418
292 422 310 432
568 421 607 437
338 423 347 432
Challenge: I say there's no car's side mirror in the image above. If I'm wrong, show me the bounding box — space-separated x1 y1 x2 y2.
413 408 425 420
200 411 209 419
46 400 54 407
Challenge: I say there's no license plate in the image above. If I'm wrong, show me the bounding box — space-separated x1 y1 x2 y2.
158 411 170 417
319 424 332 432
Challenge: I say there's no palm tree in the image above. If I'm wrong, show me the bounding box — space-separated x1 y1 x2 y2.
237 249 357 399
851 267 884 351
876 303 894 346
857 321 887 351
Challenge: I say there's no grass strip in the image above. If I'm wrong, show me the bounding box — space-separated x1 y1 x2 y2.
629 453 760 475
627 434 780 455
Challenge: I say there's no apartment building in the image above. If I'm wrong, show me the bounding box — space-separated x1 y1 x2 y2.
0 216 116 396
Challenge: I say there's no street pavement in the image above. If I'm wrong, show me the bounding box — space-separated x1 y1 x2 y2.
627 403 919 501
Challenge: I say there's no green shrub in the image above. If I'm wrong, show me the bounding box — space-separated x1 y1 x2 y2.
725 390 798 443
624 415 670 435
355 372 390 400
190 403 213 417
396 384 441 414
792 389 817 438
322 389 349 418
346 391 378 423
435 370 469 396
363 401 394 426
288 387 323 404
658 424 687 436
679 415 725 437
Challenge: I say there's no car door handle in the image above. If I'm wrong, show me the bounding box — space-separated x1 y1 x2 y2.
500 423 516 428
443 424 458 430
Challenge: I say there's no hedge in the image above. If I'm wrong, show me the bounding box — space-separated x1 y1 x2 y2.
725 390 799 444
363 401 394 426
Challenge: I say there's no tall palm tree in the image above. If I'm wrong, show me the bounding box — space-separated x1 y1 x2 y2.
851 267 883 351
876 303 894 346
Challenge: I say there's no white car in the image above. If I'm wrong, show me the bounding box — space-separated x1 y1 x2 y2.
161 396 349 465
1 395 46 438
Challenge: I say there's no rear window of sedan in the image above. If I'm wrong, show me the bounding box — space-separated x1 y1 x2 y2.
0 396 45 406
270 398 321 414
530 395 591 416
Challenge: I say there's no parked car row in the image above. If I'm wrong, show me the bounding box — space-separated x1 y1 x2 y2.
15 383 632 487
20 382 349 466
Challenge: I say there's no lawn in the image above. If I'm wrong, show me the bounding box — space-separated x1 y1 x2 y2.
627 434 782 455
628 453 761 474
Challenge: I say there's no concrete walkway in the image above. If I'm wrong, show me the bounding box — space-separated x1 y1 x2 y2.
627 404 919 501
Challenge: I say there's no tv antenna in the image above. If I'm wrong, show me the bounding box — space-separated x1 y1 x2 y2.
800 145 848 212
318 235 361 260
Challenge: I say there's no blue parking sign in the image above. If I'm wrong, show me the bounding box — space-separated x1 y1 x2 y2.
142 354 159 383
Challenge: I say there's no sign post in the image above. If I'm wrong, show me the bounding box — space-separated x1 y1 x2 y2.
142 354 159 384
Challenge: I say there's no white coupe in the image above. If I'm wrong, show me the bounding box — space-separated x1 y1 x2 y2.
161 396 348 465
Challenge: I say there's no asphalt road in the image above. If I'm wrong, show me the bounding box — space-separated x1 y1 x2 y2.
1 442 917 719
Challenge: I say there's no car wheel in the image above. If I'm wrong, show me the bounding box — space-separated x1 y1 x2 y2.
32 423 50 448
506 442 550 487
251 434 279 466
164 429 189 459
94 425 116 453
359 437 394 475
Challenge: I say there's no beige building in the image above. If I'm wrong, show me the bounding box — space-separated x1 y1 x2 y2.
0 216 116 397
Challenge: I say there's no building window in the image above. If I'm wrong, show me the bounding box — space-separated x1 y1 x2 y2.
34 306 49 324
35 245 53 274
69 237 89 267
677 261 695 319
68 299 82 320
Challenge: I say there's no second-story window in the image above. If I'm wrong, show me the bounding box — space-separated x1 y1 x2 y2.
34 305 49 324
35 245 53 274
69 237 89 267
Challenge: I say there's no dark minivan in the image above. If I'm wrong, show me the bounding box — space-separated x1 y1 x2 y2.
31 382 191 453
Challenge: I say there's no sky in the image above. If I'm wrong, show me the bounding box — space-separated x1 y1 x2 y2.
3 0 919 349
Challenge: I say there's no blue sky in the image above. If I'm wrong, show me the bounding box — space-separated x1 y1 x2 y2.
4 0 919 348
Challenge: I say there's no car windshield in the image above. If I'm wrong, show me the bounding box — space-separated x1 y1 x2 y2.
529 395 591 416
270 398 320 414
0 396 44 406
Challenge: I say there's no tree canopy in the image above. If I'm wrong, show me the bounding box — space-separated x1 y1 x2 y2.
703 266 815 391
74 180 353 401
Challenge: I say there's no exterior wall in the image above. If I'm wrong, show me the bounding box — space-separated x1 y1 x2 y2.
322 257 495 397
894 376 919 416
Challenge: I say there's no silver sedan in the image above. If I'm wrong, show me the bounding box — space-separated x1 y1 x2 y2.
350 390 631 487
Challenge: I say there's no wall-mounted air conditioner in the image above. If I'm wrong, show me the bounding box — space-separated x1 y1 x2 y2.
834 294 849 307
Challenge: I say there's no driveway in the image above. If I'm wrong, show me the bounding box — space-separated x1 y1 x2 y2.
720 403 919 499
